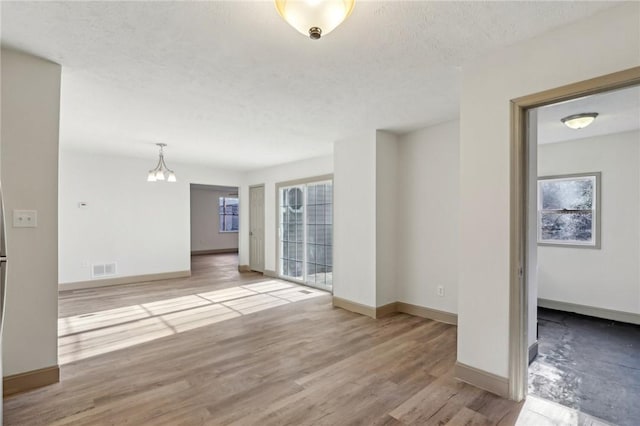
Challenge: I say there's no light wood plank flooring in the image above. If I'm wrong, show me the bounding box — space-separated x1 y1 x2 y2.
4 255 591 425
58 254 265 317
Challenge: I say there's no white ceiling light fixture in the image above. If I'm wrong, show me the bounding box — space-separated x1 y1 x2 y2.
561 112 599 130
275 0 355 40
147 143 177 182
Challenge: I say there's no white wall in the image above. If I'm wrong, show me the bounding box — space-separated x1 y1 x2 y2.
397 120 459 314
376 131 399 307
59 150 242 284
458 2 640 378
333 132 377 307
1 48 60 376
190 187 239 252
240 155 333 271
538 131 640 315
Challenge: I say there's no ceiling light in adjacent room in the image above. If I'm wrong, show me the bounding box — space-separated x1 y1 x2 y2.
561 112 598 129
275 0 355 39
147 143 177 182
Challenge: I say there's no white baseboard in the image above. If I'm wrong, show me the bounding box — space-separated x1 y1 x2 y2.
538 298 640 325
3 365 60 397
332 296 376 319
332 297 458 324
376 302 398 318
59 270 191 291
396 302 458 325
454 361 509 399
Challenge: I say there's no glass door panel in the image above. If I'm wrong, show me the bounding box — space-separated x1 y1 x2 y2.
278 180 333 292
306 181 333 291
279 186 304 281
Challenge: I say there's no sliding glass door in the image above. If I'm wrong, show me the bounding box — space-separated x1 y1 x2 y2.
305 182 333 290
278 179 333 291
279 185 305 282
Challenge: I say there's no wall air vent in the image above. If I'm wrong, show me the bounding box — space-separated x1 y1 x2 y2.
92 262 117 279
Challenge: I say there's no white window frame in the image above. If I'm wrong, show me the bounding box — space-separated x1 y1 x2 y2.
218 196 239 233
537 172 601 249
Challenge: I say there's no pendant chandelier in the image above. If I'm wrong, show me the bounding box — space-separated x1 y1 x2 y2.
275 0 355 40
147 143 177 182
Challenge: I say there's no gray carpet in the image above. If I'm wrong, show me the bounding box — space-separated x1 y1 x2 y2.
529 307 640 426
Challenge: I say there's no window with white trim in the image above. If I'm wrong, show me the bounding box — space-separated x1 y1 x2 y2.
219 197 239 232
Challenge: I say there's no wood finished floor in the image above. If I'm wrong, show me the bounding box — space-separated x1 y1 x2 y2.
5 254 578 425
58 254 266 318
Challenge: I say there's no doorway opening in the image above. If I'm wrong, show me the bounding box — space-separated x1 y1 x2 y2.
527 84 640 425
277 176 333 292
510 67 640 424
189 183 239 261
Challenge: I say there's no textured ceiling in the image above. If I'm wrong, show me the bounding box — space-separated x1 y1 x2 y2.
537 85 640 144
1 1 619 171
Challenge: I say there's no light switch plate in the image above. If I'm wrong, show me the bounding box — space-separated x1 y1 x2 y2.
13 210 37 228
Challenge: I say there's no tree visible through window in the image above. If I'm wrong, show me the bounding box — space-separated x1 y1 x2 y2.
537 173 600 248
219 197 239 232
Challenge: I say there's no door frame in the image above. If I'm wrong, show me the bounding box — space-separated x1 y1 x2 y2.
275 174 333 289
509 66 640 401
249 183 265 273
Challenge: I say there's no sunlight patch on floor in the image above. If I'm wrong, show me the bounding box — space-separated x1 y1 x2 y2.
58 280 327 365
516 394 611 426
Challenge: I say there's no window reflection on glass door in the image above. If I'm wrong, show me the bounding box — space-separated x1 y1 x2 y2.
278 180 333 292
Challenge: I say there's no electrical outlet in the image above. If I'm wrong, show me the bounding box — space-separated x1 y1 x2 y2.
13 210 37 228
437 285 445 297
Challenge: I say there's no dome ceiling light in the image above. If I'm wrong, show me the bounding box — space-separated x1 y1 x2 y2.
561 112 599 130
275 0 355 40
